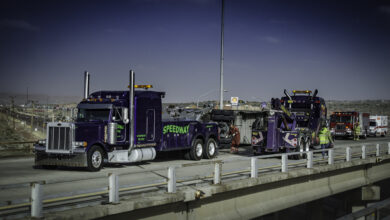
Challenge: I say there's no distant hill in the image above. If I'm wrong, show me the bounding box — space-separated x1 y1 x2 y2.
327 100 390 116
0 93 81 105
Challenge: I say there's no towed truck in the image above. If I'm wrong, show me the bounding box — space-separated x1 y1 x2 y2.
280 89 327 147
210 109 265 148
34 70 219 171
330 111 369 139
251 98 314 158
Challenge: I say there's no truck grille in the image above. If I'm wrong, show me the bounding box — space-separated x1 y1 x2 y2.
47 123 73 152
336 124 345 130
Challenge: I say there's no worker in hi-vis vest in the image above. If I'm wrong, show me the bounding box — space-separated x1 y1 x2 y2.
354 122 361 141
319 124 334 157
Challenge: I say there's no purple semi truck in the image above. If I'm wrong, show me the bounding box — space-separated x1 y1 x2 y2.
251 90 328 158
280 89 327 147
251 98 312 159
34 70 219 171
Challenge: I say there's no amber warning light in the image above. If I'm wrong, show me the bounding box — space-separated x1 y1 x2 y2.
292 90 312 94
128 85 153 89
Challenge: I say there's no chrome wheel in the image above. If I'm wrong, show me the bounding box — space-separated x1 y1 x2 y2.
209 141 216 156
305 140 310 152
196 143 203 158
92 151 102 168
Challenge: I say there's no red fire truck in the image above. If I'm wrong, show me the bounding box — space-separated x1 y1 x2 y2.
330 112 370 139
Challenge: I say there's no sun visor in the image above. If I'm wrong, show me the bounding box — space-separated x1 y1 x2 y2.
77 103 113 109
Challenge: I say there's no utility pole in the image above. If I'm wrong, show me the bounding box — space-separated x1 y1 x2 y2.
219 0 225 110
44 96 48 133
10 96 15 130
31 101 35 131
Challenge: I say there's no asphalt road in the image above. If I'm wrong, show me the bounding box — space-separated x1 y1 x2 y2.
0 136 389 208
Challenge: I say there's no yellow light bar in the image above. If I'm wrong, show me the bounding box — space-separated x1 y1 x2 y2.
292 90 312 94
135 85 153 89
128 85 153 89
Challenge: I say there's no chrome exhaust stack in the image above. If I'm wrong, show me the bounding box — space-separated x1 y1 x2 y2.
83 71 90 99
313 89 318 98
128 70 135 154
284 89 292 109
108 69 156 164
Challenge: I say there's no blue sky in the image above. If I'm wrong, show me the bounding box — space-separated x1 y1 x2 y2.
1 0 390 103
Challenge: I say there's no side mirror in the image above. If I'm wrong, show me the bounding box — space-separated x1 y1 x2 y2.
122 107 129 124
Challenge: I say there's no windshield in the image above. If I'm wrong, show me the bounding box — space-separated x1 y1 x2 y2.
291 103 311 110
370 121 376 126
77 108 110 122
331 115 352 123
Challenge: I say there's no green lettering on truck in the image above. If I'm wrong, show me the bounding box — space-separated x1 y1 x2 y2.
163 125 190 135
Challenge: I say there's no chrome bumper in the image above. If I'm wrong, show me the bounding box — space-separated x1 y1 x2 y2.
34 146 87 167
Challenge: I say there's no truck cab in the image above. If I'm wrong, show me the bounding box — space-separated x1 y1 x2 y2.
330 112 369 139
35 90 164 171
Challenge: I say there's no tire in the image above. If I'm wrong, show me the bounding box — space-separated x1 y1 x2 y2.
203 138 218 159
87 145 104 171
292 138 306 160
187 139 203 161
304 138 311 152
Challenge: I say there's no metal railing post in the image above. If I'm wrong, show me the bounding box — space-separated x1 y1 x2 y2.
214 162 222 184
168 166 176 193
346 147 351 162
31 182 42 218
251 157 258 178
109 173 119 204
328 149 334 165
376 144 380 157
307 151 313 168
362 145 366 159
282 154 288 172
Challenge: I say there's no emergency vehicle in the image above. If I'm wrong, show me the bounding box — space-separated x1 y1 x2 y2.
369 115 388 137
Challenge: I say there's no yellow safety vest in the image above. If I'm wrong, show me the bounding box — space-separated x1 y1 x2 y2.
319 128 329 144
355 124 361 134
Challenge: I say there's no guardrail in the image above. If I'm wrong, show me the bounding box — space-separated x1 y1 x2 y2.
0 141 37 154
0 141 37 145
1 142 390 218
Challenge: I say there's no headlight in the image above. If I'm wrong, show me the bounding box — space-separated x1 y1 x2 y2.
74 141 87 147
38 139 46 145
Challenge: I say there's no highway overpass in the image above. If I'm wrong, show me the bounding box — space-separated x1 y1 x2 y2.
0 138 390 219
